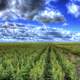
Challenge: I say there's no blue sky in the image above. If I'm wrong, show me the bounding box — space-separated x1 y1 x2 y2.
0 0 80 42
0 0 80 32
46 0 80 32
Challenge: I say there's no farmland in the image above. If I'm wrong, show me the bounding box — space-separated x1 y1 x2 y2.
0 42 80 80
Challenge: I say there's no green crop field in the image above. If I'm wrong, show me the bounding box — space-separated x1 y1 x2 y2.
0 42 80 80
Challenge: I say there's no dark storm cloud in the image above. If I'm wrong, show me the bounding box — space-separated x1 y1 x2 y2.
0 0 65 22
0 0 45 12
0 0 45 20
28 0 45 11
16 0 44 12
15 0 45 19
0 0 9 11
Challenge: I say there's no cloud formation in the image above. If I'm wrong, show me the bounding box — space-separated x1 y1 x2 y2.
0 0 45 19
66 2 80 18
0 0 9 11
33 6 65 23
0 0 65 24
0 22 80 42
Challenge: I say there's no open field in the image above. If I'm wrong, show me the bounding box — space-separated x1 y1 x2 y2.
0 42 80 80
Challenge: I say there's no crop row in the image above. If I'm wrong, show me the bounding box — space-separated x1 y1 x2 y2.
0 46 46 80
0 44 79 80
53 47 78 80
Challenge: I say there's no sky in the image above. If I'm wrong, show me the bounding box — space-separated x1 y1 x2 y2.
0 0 80 32
0 0 80 42
46 0 80 32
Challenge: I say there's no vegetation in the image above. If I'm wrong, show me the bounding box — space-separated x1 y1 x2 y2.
0 42 79 80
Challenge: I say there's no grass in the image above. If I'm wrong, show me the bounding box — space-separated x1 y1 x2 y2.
0 42 79 80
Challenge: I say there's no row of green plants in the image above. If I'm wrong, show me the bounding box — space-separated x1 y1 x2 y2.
29 47 48 80
0 43 79 80
0 44 46 80
53 47 78 80
50 48 65 80
54 44 80 56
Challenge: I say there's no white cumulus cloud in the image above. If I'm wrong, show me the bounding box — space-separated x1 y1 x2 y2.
66 3 80 18
0 22 80 42
33 6 65 23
